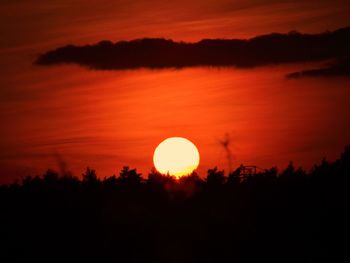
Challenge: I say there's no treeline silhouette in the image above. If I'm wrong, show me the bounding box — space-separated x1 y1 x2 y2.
35 26 350 77
1 146 349 262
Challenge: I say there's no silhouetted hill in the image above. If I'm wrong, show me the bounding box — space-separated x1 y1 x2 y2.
1 146 349 262
36 27 350 77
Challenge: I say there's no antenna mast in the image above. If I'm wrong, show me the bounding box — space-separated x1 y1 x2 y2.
219 133 233 173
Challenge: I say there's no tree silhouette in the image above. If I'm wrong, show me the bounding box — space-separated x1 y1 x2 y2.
117 166 142 186
82 167 100 188
206 167 226 187
1 146 349 262
103 174 118 188
227 165 243 185
42 169 59 184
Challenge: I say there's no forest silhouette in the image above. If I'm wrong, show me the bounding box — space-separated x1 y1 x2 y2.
1 146 349 262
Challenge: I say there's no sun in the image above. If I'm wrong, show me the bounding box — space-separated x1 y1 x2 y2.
153 137 200 178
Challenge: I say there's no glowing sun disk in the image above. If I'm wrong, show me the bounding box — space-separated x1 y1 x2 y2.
153 137 200 178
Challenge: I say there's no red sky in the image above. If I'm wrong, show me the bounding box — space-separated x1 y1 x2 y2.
1 0 350 182
2 0 350 49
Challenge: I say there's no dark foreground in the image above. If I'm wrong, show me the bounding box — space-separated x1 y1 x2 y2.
1 147 349 263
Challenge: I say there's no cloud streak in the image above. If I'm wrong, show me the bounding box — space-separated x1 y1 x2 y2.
36 27 350 75
287 58 350 78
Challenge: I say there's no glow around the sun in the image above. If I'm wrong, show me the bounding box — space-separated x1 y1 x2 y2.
153 137 200 178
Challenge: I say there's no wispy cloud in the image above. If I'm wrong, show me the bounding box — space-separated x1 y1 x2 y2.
287 58 350 78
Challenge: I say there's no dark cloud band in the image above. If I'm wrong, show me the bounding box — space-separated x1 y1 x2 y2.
36 27 350 77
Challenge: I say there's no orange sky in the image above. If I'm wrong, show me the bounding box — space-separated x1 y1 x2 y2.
1 0 350 182
2 0 350 50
